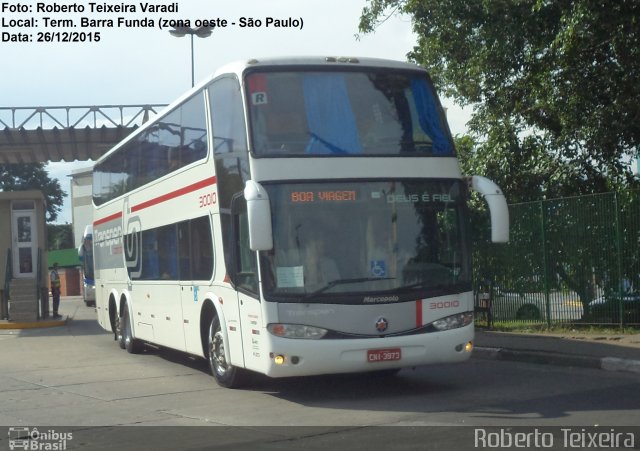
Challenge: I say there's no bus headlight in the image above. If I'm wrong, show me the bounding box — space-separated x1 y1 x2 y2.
268 324 328 339
432 312 474 331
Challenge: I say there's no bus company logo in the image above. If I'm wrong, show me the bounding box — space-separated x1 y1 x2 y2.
124 217 142 279
363 295 400 304
7 427 72 450
95 225 121 249
375 317 388 333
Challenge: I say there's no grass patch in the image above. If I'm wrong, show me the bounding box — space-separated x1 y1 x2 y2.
478 321 639 335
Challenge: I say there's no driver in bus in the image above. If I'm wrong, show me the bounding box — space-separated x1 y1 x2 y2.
304 237 340 289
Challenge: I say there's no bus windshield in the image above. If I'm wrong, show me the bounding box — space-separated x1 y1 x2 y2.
260 180 471 303
246 70 454 157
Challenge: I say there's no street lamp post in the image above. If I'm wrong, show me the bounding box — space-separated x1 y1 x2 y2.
169 26 214 88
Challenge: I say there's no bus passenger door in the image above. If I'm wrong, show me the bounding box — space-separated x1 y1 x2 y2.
231 196 265 373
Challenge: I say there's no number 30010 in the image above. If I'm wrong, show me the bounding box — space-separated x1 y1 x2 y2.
199 192 217 208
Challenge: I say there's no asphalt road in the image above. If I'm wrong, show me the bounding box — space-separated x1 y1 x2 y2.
1 298 639 450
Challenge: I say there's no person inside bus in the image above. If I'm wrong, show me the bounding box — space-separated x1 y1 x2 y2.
304 237 340 289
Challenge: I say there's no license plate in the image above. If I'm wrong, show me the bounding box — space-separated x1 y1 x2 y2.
367 348 401 363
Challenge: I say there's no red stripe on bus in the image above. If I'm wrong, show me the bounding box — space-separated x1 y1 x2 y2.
131 176 217 213
93 211 123 227
416 300 423 328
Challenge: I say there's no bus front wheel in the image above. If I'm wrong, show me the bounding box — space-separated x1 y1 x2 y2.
208 316 244 388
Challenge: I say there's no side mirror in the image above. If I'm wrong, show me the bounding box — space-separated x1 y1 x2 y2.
468 176 510 243
244 180 274 251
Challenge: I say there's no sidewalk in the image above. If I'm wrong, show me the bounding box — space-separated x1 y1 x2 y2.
0 295 81 329
0 316 67 329
474 328 640 374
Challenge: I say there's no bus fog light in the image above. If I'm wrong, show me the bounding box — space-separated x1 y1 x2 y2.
291 356 300 364
465 341 473 352
432 312 474 331
267 323 328 339
274 355 286 365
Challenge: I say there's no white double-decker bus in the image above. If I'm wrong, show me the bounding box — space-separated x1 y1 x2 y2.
92 56 508 388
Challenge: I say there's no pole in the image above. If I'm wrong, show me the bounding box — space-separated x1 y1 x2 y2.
190 33 195 88
540 201 551 327
614 192 624 329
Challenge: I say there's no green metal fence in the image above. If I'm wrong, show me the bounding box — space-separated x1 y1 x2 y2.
474 190 640 327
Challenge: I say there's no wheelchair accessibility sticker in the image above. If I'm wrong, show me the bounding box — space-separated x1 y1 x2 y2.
370 260 387 278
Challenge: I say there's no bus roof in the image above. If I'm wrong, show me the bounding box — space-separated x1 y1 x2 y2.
95 56 428 166
214 56 424 77
189 56 426 110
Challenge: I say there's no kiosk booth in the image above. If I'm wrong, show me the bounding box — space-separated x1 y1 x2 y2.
0 191 48 321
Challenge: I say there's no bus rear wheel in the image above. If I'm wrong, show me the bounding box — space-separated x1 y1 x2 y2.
115 310 126 349
208 316 244 388
121 304 144 354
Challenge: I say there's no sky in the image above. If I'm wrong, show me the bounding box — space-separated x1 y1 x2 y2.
2 0 472 224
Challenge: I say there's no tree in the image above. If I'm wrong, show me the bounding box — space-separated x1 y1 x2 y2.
0 163 66 222
360 0 640 196
47 224 74 251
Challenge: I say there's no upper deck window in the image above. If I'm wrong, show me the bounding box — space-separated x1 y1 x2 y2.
93 92 207 206
246 70 454 157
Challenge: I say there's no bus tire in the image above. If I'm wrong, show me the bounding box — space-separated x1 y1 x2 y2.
208 316 244 388
122 304 144 354
115 310 126 349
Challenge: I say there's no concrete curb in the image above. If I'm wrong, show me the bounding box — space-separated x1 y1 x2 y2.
601 357 640 374
474 346 640 375
0 316 68 329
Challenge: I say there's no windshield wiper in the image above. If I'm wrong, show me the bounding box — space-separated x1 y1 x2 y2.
395 282 462 296
396 282 426 292
302 277 395 302
307 132 350 154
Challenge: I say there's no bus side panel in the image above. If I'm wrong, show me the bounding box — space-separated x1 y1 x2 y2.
202 213 245 367
95 283 110 332
93 214 124 333
221 286 246 369
238 293 263 372
179 285 234 360
134 282 184 350
181 284 203 356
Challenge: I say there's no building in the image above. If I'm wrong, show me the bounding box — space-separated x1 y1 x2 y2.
70 164 93 247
